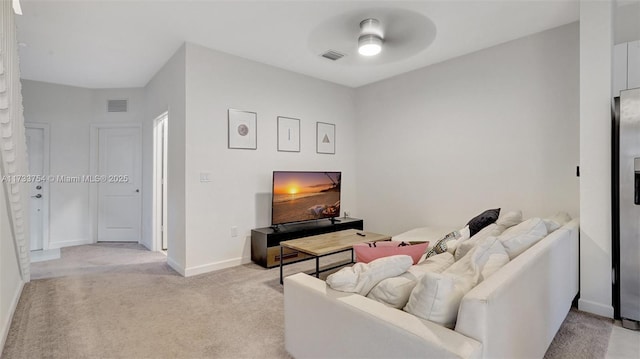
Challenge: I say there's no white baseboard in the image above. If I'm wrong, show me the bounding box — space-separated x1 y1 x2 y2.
30 249 61 263
184 256 251 277
579 298 614 318
167 257 185 276
48 239 93 249
1 280 24 353
139 240 153 251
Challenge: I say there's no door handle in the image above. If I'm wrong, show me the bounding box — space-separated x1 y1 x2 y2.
31 194 42 199
136 189 140 193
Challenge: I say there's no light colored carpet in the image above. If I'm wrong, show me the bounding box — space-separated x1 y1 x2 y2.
2 243 616 358
545 308 613 359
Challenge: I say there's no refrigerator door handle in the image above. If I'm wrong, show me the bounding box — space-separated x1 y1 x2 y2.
635 158 640 205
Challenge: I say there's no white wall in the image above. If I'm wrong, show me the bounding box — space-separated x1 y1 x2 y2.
145 45 187 273
615 2 640 44
183 43 357 275
21 81 146 248
355 23 580 236
579 0 614 318
0 184 23 350
1 0 27 350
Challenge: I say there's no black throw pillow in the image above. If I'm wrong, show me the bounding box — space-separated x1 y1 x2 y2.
467 208 501 237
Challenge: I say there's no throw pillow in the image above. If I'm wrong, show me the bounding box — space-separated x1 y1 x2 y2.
326 255 413 296
354 241 429 265
453 211 522 261
467 208 501 236
367 252 455 309
403 271 475 328
498 218 548 259
494 210 523 233
454 223 497 261
424 230 463 259
444 225 471 255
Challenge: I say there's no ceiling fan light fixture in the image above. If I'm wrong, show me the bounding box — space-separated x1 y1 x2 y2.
359 18 383 37
358 18 383 57
358 34 382 56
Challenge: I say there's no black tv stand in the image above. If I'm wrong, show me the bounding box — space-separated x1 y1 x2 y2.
251 217 363 268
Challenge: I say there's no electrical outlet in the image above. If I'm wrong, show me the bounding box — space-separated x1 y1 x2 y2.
200 172 212 182
231 226 238 237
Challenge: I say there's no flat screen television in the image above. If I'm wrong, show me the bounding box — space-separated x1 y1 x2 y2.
271 171 341 226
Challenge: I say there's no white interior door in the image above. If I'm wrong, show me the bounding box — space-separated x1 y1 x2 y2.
97 126 142 242
26 126 48 251
156 115 168 251
153 113 168 251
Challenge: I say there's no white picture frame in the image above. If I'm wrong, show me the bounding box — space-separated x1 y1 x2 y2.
316 122 335 154
277 116 300 152
228 109 257 150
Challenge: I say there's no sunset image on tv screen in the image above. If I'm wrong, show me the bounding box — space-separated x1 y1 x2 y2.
272 172 341 225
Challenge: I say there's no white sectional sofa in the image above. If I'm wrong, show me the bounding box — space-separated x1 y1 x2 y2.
284 219 579 358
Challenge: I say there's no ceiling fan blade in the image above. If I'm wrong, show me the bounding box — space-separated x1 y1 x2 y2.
12 0 23 15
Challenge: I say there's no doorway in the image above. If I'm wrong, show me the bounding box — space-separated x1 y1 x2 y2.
153 112 168 251
25 124 50 251
90 124 142 243
25 123 59 262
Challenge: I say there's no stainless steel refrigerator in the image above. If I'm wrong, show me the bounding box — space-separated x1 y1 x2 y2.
614 87 640 330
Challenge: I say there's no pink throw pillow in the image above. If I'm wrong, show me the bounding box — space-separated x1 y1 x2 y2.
354 241 429 265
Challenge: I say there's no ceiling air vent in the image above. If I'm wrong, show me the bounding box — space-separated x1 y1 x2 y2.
107 99 128 113
321 50 345 61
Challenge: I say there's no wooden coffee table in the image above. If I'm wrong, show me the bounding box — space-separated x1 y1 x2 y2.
279 229 391 284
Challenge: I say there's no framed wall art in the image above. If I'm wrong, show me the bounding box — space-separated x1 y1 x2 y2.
316 122 335 154
228 109 257 150
277 116 300 152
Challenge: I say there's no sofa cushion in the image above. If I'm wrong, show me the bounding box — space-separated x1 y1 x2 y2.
414 252 456 272
467 208 500 236
543 212 572 233
367 252 455 309
326 255 413 296
498 218 548 259
404 236 509 328
454 211 523 261
403 271 475 328
354 241 429 265
478 242 510 282
446 236 507 280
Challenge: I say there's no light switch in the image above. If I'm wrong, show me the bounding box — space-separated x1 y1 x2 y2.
200 172 212 182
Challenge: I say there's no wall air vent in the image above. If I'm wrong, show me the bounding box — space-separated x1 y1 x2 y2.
321 50 345 61
107 99 128 113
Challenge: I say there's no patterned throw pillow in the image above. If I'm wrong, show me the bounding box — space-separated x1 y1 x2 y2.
467 208 501 236
425 230 461 258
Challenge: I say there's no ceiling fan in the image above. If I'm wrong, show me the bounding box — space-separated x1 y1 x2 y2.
308 8 437 66
12 0 22 15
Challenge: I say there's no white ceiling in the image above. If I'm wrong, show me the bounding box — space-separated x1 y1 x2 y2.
16 0 581 89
